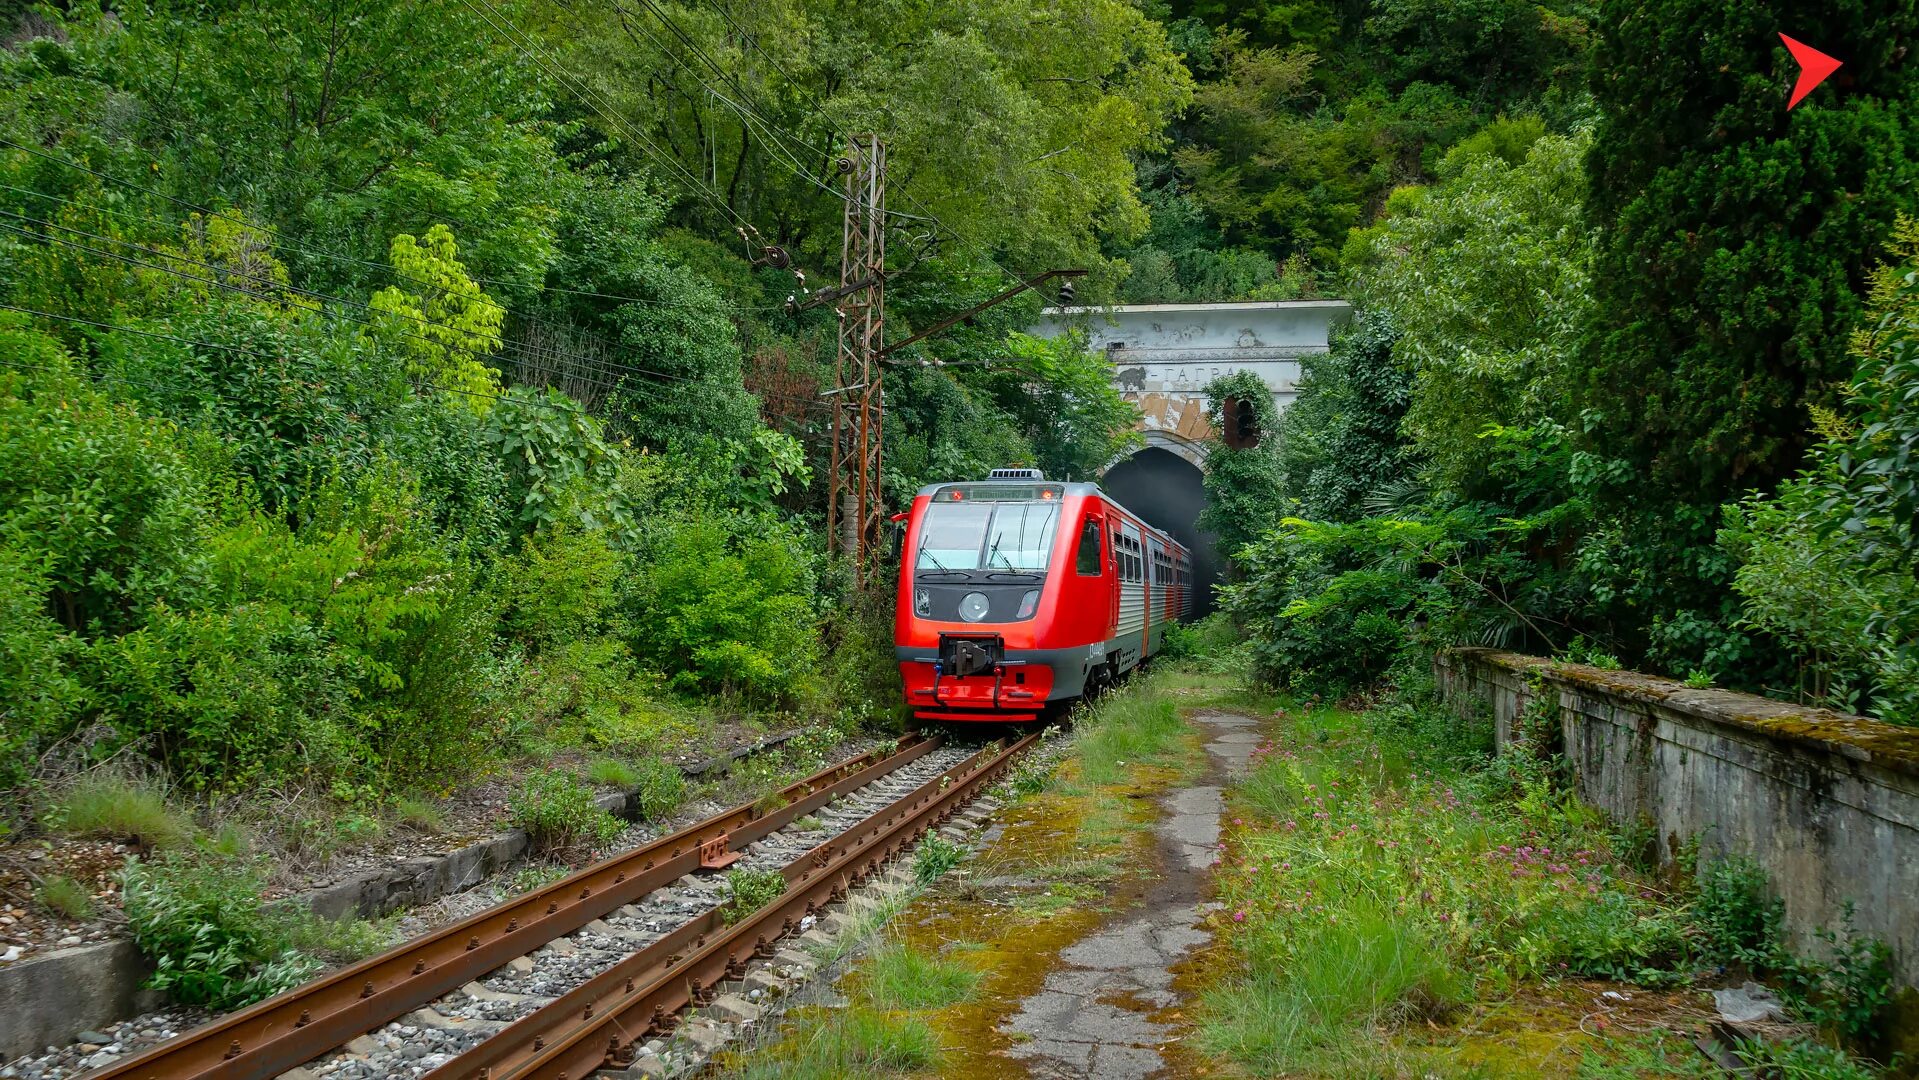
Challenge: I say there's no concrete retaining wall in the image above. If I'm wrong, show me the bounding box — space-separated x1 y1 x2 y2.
0 731 799 1060
1436 648 1919 989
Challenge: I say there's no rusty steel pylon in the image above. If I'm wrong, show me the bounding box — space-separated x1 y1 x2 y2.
828 134 886 569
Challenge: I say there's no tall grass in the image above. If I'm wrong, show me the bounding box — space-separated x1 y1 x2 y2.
859 940 980 1010
1201 901 1462 1074
725 1009 942 1080
1074 674 1188 785
50 775 194 850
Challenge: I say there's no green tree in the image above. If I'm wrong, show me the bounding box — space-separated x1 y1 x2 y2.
1725 218 1919 723
1576 0 1919 668
1275 314 1418 522
1349 127 1591 489
1580 2 1919 505
370 225 506 405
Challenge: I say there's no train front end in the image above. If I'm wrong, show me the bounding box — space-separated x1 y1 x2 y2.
894 471 1083 723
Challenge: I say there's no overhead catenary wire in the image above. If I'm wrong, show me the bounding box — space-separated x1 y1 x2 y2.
612 0 846 205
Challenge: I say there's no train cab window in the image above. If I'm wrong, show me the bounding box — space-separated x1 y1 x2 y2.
1076 517 1104 576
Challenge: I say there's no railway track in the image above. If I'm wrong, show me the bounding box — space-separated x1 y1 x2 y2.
85 731 1037 1080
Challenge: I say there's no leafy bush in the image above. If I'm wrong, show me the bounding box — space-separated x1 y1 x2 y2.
627 757 686 821
1772 905 1895 1041
49 775 195 851
912 835 966 885
1691 855 1782 965
720 867 787 926
626 517 821 706
120 856 322 1010
1725 218 1919 724
508 770 625 852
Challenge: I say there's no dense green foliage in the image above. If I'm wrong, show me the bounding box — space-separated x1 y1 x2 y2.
0 0 1164 829
1210 1 1919 728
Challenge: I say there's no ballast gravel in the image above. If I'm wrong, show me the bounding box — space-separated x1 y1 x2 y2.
2 746 971 1080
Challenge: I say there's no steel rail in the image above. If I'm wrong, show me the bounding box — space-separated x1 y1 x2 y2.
433 732 1040 1080
88 737 942 1080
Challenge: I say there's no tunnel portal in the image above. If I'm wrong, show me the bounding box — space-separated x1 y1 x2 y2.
1101 446 1220 617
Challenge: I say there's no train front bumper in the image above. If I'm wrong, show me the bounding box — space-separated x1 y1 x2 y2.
894 641 1097 720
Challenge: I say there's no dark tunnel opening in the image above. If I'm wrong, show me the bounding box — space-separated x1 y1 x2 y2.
1101 446 1220 617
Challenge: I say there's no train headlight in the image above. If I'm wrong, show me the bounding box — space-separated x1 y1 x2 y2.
914 588 932 617
958 591 990 622
1017 589 1039 619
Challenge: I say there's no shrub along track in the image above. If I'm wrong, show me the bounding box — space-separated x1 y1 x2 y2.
81 732 1037 1080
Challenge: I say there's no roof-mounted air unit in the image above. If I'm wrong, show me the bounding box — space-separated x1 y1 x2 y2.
987 467 1045 481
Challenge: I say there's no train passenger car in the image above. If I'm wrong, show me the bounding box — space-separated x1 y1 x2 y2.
894 468 1193 723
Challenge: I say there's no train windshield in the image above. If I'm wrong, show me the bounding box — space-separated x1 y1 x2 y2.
917 500 1059 572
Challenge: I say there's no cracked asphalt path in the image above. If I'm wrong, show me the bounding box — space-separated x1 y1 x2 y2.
1002 709 1259 1079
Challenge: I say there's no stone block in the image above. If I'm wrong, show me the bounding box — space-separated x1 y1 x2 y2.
708 993 760 1024
0 939 153 1061
743 970 788 997
679 1019 731 1053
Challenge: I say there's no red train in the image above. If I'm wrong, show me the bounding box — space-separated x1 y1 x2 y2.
894 468 1194 723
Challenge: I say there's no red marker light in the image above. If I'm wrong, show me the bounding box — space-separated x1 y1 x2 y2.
1780 34 1841 110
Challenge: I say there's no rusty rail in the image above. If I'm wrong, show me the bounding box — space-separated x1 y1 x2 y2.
90 736 941 1080
431 731 1039 1080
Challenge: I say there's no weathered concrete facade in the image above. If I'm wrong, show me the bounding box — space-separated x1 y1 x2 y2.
1436 648 1919 989
1032 300 1353 468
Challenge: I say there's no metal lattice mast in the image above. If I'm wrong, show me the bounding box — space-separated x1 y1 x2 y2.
828 134 885 565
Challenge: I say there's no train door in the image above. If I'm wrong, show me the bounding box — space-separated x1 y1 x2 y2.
1143 538 1160 658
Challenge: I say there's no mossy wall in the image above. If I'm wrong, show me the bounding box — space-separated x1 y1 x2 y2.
1436 648 1919 990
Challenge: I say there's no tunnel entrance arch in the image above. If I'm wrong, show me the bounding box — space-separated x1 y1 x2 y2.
1101 443 1220 617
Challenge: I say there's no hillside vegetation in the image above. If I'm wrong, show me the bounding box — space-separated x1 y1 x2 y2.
1 0 1916 839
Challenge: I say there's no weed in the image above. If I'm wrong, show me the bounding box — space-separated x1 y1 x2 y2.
1773 904 1895 1040
628 757 686 821
279 910 397 964
1576 1033 1719 1078
720 867 786 925
34 874 94 921
1005 751 1057 797
391 796 443 833
509 770 625 852
1733 1037 1881 1079
793 814 825 831
1683 668 1717 689
50 776 193 850
857 940 980 1009
203 823 250 858
912 834 965 885
1693 854 1783 964
721 1007 940 1079
751 790 790 817
120 855 322 1010
1200 900 1461 1075
507 862 571 894
1074 675 1189 784
586 757 640 788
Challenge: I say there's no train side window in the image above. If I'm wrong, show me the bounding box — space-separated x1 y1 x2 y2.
1076 518 1104 576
